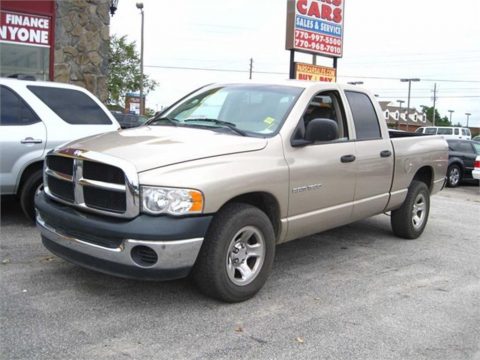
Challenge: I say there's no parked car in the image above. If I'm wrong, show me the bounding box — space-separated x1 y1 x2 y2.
35 81 448 302
415 126 472 140
445 139 480 187
473 155 480 180
0 77 120 221
473 135 480 141
112 112 148 129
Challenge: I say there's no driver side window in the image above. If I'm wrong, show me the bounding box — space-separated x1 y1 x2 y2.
293 91 349 142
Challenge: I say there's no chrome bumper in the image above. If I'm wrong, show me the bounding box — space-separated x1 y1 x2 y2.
37 214 204 276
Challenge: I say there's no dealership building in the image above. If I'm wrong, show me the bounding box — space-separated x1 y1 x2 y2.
0 0 111 102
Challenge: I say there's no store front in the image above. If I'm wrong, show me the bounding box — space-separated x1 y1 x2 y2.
0 1 55 80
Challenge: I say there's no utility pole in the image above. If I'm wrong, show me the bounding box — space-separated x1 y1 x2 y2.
465 113 471 128
397 100 405 130
400 78 420 132
249 58 253 80
432 83 437 126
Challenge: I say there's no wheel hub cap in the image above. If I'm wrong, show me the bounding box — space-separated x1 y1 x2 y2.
412 193 426 230
226 226 265 286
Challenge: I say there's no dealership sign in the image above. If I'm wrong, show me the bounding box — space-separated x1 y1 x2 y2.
0 11 52 47
295 62 336 82
286 0 344 58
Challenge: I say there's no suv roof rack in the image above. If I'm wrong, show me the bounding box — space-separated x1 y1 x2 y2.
7 74 37 81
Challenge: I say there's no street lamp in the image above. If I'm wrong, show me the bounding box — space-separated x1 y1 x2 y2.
400 78 420 132
397 100 405 130
448 110 454 124
465 113 471 128
109 0 119 16
136 2 144 115
348 81 364 85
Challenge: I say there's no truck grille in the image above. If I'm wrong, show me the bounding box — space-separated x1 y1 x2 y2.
44 150 139 218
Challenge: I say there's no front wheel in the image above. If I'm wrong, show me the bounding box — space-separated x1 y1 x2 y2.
192 203 276 302
391 180 430 239
20 169 43 223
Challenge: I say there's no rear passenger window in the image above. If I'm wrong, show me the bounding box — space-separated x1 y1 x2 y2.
0 86 40 126
437 128 453 135
458 142 473 153
345 91 381 140
27 86 112 125
454 128 459 135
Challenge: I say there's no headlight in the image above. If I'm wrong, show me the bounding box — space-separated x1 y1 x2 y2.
141 186 204 215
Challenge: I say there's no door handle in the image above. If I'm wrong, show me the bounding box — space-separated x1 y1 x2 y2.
21 137 43 144
341 154 356 163
380 150 392 158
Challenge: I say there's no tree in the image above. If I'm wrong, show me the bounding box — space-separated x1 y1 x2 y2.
108 35 157 107
420 106 451 126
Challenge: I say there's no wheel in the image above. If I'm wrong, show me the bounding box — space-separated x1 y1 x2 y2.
192 203 276 302
446 164 462 187
391 180 430 239
20 169 43 223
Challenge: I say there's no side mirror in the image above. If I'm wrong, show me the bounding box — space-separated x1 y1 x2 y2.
305 118 339 142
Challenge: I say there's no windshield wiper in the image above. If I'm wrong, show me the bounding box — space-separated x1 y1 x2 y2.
183 118 247 136
147 116 180 126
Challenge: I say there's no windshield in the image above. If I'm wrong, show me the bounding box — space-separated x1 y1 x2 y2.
154 84 303 137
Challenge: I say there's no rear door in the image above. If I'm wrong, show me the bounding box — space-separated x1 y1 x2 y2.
344 91 394 221
457 141 477 177
0 85 46 194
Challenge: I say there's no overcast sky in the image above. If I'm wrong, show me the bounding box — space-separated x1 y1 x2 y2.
111 0 480 127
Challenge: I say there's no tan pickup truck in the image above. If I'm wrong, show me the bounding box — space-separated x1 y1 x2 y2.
35 81 448 302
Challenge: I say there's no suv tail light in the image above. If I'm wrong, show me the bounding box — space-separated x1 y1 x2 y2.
474 159 480 169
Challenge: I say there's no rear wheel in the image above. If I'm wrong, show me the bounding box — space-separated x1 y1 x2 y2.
446 164 461 187
20 169 43 223
192 203 275 302
391 180 430 239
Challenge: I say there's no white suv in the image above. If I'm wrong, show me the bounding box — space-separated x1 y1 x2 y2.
0 77 120 221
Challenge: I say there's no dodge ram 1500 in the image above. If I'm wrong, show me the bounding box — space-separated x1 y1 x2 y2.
35 81 448 302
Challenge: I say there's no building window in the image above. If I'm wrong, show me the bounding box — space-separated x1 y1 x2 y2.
0 43 49 80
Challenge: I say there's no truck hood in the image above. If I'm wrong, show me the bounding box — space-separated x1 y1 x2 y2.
63 126 268 172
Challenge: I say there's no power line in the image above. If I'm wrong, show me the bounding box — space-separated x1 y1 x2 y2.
144 64 480 84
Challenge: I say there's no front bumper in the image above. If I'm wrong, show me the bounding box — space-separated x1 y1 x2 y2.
35 192 212 280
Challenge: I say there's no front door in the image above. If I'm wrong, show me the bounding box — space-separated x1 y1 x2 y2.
0 86 46 194
286 90 357 241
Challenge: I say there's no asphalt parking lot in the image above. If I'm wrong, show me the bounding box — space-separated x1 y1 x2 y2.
1 185 479 360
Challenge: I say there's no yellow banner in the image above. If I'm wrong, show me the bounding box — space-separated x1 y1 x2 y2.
295 62 336 82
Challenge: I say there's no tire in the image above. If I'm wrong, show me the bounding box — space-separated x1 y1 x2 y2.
192 203 276 302
20 169 43 223
446 164 462 187
391 180 430 239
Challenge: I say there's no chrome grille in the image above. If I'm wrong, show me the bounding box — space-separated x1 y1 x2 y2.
44 149 140 218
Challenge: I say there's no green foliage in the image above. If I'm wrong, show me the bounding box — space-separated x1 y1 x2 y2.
108 35 157 106
144 107 156 117
420 106 451 126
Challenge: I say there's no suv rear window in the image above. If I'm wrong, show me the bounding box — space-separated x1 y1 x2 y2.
27 86 112 125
